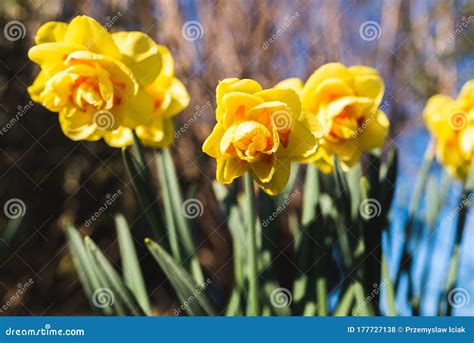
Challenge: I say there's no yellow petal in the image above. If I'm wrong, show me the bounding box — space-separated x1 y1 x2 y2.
254 88 301 121
216 157 248 184
221 92 264 128
348 65 384 106
251 157 275 183
28 42 84 69
65 50 139 96
161 78 190 118
35 21 68 44
274 77 304 96
103 127 133 148
119 87 154 127
423 94 457 140
302 63 352 107
457 80 474 106
28 69 53 102
202 123 226 158
254 159 291 195
357 110 390 151
112 31 163 86
59 108 97 141
216 78 262 120
64 15 121 59
277 120 318 160
136 118 175 148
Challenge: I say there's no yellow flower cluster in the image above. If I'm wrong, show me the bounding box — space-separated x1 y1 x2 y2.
28 16 189 148
276 63 390 173
202 78 318 195
423 80 474 180
203 64 390 194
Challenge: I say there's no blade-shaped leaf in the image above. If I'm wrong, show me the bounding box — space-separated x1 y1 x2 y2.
115 213 152 315
145 238 216 316
84 237 146 316
65 225 112 315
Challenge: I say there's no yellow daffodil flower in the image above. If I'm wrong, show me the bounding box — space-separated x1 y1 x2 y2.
28 15 188 148
423 80 474 180
276 63 390 173
202 78 318 195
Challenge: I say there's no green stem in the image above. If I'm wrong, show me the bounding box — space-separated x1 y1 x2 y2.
395 140 435 291
244 173 260 316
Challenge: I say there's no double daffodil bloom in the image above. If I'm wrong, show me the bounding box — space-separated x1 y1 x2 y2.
28 15 189 148
202 78 318 195
276 63 390 173
423 80 474 180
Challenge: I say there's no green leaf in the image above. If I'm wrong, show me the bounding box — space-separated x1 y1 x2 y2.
156 149 204 285
334 283 355 316
65 225 112 315
122 148 165 242
84 237 146 316
145 238 216 316
115 213 152 315
381 256 397 316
